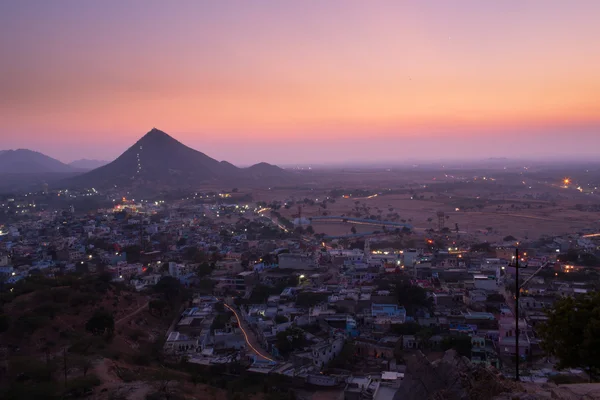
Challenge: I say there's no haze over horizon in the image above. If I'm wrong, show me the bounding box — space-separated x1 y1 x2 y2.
2 1 599 165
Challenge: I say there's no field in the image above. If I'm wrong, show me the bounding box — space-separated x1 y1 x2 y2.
249 167 600 243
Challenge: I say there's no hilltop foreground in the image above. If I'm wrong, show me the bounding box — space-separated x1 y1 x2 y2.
395 350 600 400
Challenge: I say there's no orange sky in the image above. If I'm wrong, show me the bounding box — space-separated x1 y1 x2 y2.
1 1 599 164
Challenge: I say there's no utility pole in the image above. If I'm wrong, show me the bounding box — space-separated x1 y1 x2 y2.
515 247 520 382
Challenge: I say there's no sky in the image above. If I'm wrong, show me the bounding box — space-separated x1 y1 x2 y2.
1 1 599 166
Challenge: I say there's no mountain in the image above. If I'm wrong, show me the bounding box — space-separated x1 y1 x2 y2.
245 162 287 178
0 149 76 174
69 159 109 170
64 128 289 189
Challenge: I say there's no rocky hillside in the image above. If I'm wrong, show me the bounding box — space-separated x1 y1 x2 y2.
394 350 600 400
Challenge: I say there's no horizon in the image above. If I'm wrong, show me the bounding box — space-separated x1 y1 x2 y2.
3 127 600 168
2 1 600 164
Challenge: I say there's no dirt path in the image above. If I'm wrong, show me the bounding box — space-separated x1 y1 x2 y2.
116 301 149 325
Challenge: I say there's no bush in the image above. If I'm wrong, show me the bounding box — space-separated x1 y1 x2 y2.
548 374 588 384
64 374 101 398
32 303 61 319
0 314 9 333
128 328 146 341
10 356 56 382
69 292 101 308
0 381 60 400
52 288 71 303
85 310 115 336
13 315 50 335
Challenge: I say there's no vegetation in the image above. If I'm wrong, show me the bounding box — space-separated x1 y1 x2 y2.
275 327 306 356
85 309 115 336
538 292 600 381
470 242 492 253
393 282 433 315
327 341 356 369
441 335 473 358
295 292 329 308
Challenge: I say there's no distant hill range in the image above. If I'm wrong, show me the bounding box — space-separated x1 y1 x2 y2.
0 149 75 174
64 128 290 189
69 159 109 170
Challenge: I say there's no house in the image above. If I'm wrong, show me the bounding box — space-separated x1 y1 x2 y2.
163 332 199 353
131 274 161 290
213 325 246 350
311 337 345 369
470 335 500 368
371 304 406 319
278 253 318 270
463 290 487 306
498 316 530 358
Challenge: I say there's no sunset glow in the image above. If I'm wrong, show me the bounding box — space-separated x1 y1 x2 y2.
1 1 600 164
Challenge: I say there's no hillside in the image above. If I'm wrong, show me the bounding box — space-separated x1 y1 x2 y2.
0 149 76 174
0 273 284 400
245 162 288 178
0 273 199 399
69 159 109 170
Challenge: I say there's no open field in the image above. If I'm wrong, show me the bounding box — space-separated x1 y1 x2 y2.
249 167 600 243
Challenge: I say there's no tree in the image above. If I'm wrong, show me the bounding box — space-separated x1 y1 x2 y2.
305 225 314 234
149 299 170 316
328 341 356 369
538 293 600 381
415 328 434 349
503 235 517 242
471 242 492 253
275 327 306 356
154 276 183 305
486 293 505 303
350 226 357 234
71 355 93 377
195 262 214 277
295 292 328 308
441 335 472 358
390 322 421 336
85 310 114 336
394 338 405 363
184 247 207 263
395 282 432 316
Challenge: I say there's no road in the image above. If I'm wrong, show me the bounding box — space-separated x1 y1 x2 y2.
224 303 275 362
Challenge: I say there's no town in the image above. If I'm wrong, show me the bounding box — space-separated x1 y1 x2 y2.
1 182 599 400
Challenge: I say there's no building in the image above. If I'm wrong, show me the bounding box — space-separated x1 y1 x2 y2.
163 332 199 353
371 304 406 319
311 337 344 369
278 253 318 270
